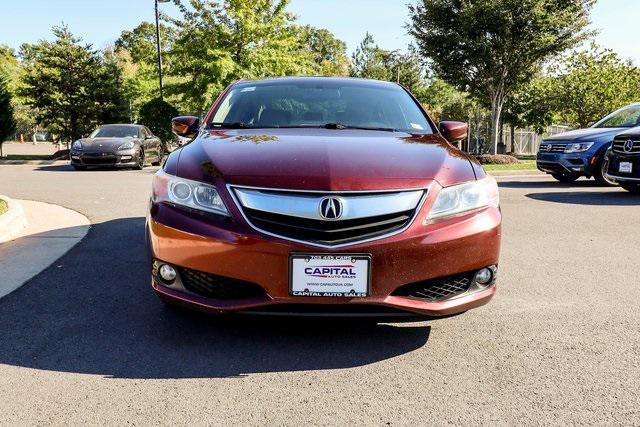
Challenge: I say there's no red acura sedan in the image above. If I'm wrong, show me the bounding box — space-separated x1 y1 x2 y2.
146 77 501 318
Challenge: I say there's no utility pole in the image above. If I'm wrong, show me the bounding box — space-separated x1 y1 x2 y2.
155 0 170 100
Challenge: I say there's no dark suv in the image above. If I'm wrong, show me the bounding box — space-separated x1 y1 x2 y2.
605 127 640 193
537 103 640 185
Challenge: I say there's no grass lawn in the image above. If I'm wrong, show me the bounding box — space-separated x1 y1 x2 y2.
0 154 52 161
0 199 8 216
482 160 537 171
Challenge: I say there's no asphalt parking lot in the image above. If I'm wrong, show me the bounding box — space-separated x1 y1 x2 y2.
0 163 638 424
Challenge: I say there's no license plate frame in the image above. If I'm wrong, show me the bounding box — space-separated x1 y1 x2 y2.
289 253 372 297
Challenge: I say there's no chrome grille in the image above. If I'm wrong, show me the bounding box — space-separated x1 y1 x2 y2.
539 143 566 153
612 139 640 154
230 186 425 247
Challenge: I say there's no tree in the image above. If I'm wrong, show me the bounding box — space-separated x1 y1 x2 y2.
297 26 349 76
419 78 477 123
0 45 36 140
350 33 393 81
548 45 640 128
408 0 594 153
138 98 179 144
20 26 128 144
0 73 16 156
166 0 316 113
350 34 427 93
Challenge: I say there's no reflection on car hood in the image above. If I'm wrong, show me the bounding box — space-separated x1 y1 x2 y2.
543 127 626 142
173 128 477 190
80 137 139 151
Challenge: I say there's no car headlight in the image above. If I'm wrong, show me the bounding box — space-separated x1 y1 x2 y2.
117 141 135 151
72 140 82 150
564 142 594 153
427 177 499 221
152 169 229 216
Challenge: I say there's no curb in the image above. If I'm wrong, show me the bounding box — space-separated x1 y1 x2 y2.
487 169 542 177
0 200 90 299
0 160 66 165
0 196 28 244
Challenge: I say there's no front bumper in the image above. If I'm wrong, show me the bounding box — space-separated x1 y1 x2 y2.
70 150 139 167
147 196 502 317
536 152 595 176
605 151 640 183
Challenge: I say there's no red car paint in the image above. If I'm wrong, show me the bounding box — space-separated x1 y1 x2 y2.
147 77 501 318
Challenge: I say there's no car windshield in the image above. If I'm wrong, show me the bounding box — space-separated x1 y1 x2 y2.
90 126 140 138
208 80 434 133
593 105 640 128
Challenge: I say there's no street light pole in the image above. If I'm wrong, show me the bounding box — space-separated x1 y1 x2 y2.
154 0 169 100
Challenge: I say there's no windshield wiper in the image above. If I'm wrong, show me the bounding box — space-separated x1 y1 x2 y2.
322 123 399 132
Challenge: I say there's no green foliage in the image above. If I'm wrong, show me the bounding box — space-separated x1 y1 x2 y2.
0 45 36 138
138 97 179 143
0 73 17 153
408 0 595 152
350 34 427 93
502 76 555 133
166 0 317 113
115 21 176 65
20 26 129 143
419 78 477 122
547 45 640 128
297 25 349 76
114 21 181 117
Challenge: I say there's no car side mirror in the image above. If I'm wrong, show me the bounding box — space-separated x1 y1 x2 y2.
172 116 200 139
439 121 468 143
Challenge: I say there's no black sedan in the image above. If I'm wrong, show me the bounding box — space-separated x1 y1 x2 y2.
70 124 164 170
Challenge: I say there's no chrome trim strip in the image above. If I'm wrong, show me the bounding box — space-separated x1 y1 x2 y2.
233 187 424 221
226 184 430 249
605 173 640 182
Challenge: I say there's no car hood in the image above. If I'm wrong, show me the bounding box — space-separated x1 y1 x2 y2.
173 128 478 191
544 127 626 143
80 137 139 151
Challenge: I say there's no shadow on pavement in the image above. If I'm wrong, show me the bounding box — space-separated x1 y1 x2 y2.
526 191 640 206
0 217 430 379
498 179 604 189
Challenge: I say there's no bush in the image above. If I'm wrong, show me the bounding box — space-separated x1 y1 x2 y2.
138 98 179 144
475 154 520 165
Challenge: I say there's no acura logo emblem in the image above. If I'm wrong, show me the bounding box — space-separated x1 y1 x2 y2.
624 140 634 153
319 197 343 220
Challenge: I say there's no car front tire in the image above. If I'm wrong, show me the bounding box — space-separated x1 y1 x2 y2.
593 158 616 186
135 149 145 170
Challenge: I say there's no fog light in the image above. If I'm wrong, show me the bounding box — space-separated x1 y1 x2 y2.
474 268 493 286
159 264 177 282
121 155 132 161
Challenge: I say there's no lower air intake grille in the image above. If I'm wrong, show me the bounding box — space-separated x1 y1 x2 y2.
178 268 266 300
392 272 474 301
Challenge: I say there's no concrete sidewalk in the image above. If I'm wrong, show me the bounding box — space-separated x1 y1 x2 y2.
0 200 90 298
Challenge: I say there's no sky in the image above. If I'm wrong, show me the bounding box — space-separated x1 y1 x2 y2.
0 0 638 64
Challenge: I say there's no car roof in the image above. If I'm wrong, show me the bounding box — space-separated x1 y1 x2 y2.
233 76 400 89
100 124 142 128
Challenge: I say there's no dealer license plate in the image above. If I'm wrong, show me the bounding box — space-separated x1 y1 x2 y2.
620 162 633 173
290 254 371 297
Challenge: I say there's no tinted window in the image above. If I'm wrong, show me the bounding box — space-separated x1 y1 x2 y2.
209 81 433 133
90 126 141 138
593 105 640 128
